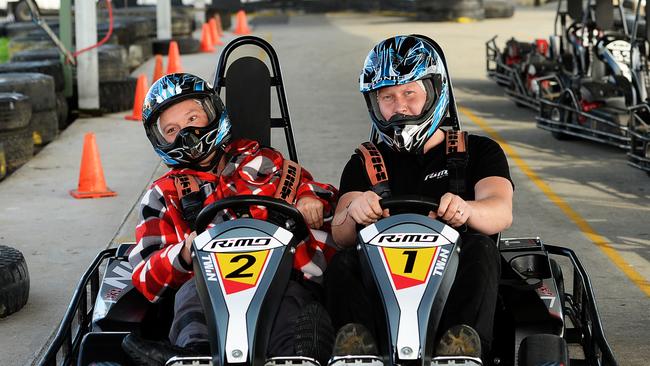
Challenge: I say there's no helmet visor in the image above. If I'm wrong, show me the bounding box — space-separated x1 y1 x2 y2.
368 77 439 130
152 97 219 147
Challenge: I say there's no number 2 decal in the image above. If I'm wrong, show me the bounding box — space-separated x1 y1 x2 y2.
224 254 255 278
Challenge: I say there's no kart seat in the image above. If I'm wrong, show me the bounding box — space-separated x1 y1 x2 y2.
214 36 299 162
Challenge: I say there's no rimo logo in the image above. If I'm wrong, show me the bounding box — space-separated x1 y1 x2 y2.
376 233 439 245
206 237 272 250
424 169 448 181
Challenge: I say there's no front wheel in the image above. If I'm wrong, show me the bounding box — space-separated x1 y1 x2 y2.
518 334 569 366
549 106 574 140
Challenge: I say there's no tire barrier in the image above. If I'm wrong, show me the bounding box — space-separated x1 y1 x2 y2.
416 0 485 21
484 0 515 19
0 245 30 318
0 126 33 171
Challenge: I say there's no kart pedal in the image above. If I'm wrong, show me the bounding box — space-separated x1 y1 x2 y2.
327 355 384 366
165 356 212 366
265 356 322 366
431 356 483 365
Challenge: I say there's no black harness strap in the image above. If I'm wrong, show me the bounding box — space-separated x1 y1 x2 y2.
355 142 391 198
173 174 205 231
445 130 469 196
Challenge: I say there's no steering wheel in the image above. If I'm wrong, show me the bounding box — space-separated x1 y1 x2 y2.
379 195 439 215
194 195 310 242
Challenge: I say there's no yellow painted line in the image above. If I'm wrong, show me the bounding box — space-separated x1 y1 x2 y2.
459 106 650 297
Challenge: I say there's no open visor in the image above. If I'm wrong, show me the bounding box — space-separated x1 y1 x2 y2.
152 96 221 147
366 76 441 130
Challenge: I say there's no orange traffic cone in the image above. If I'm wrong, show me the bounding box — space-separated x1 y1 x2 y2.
199 23 215 52
125 74 149 121
209 17 223 45
214 15 224 37
167 41 183 74
152 54 164 83
234 10 251 35
70 132 117 199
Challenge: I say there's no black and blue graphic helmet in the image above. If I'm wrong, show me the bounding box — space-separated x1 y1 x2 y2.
142 73 231 170
360 35 450 153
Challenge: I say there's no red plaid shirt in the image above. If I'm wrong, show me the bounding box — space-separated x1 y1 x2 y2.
129 139 339 302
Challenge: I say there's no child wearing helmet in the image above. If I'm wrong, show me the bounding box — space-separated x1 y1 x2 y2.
326 35 514 361
125 73 338 365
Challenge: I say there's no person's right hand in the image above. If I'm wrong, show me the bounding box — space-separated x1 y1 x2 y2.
180 231 198 265
347 191 389 226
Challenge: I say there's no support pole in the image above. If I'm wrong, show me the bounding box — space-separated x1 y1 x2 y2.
157 0 172 40
59 0 73 98
194 0 206 27
75 0 99 111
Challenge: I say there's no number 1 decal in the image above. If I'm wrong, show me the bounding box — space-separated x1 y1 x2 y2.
382 247 438 290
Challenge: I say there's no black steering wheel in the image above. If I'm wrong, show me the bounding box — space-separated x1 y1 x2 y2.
379 195 439 215
194 195 310 242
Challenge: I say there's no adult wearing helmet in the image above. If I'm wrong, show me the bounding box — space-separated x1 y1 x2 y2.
326 35 514 361
126 73 339 365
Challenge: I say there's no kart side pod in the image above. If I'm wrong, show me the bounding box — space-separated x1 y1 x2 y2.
192 218 298 366
356 214 461 366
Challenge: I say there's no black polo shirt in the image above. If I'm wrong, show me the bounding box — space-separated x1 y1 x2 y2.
339 134 514 202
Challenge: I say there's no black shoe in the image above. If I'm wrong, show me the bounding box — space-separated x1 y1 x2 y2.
294 302 335 366
121 333 209 366
331 323 378 356
435 324 481 358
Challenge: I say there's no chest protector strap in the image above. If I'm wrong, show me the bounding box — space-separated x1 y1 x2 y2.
355 142 391 198
274 159 302 204
173 174 205 231
445 130 469 196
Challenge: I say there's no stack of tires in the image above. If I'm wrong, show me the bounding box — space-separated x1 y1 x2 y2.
0 73 57 147
416 0 485 21
0 59 69 130
0 92 33 179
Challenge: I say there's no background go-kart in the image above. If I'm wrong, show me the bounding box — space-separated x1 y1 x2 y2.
0 4 648 366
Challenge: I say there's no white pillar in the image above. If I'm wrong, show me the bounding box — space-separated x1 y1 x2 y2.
157 0 172 40
75 0 99 110
194 0 206 26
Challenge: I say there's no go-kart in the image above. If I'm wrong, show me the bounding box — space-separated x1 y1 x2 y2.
535 0 648 149
38 36 315 366
336 196 617 366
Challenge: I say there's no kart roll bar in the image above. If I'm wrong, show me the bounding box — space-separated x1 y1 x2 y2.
39 248 117 366
545 244 618 366
213 35 299 162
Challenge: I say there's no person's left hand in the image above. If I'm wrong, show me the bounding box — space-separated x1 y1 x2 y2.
296 196 324 229
429 192 471 228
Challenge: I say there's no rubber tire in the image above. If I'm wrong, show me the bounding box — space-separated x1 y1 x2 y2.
518 334 569 366
10 48 61 63
0 245 30 318
0 126 33 172
484 0 515 19
31 109 59 146
98 45 130 82
417 0 485 21
0 60 64 92
4 21 41 38
0 73 56 113
0 93 32 131
55 92 70 130
8 34 55 55
13 1 35 22
152 37 201 55
99 78 137 114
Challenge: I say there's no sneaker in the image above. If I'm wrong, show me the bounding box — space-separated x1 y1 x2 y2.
121 333 209 366
331 323 378 356
435 324 481 358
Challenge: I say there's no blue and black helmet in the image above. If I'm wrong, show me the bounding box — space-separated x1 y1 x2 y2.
360 35 449 153
142 73 231 170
